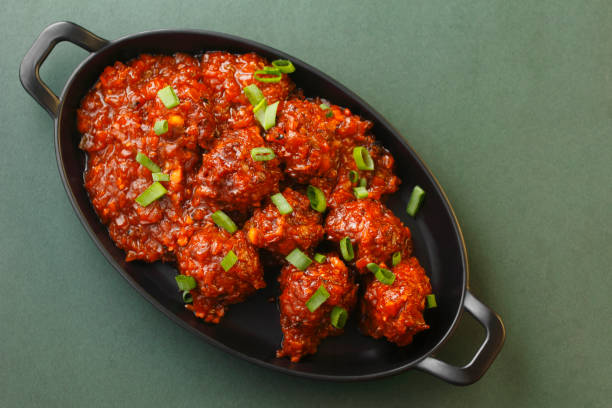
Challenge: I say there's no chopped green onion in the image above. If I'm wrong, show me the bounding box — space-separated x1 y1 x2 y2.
250 147 276 161
182 290 193 303
253 98 267 125
392 251 402 266
271 192 293 215
306 185 327 213
244 84 264 106
306 285 330 312
175 275 196 291
271 59 296 73
261 66 281 74
153 119 168 135
285 248 312 270
406 186 426 217
426 294 437 309
135 182 167 207
326 110 333 118
330 306 348 329
348 170 359 184
359 177 367 187
340 237 354 261
353 186 368 199
313 253 327 263
151 172 170 182
254 69 282 83
221 250 238 272
374 267 395 285
366 263 380 273
157 85 180 108
263 101 279 130
320 103 330 110
135 152 161 173
211 210 237 234
352 146 374 171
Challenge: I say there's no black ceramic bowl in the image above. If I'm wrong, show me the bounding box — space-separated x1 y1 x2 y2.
20 22 505 384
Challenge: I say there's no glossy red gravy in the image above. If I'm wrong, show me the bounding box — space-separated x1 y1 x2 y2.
77 52 431 362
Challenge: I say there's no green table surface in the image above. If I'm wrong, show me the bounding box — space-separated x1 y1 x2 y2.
1 1 610 407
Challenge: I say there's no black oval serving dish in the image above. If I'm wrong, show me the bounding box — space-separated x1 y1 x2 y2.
20 22 505 384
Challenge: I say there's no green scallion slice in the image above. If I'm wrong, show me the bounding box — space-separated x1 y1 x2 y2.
271 59 296 74
263 101 279 130
151 172 170 182
330 306 348 329
374 267 395 285
153 119 168 135
135 182 167 207
348 170 359 184
271 193 293 215
244 84 264 106
313 253 327 263
250 147 276 161
392 251 402 266
352 146 374 171
182 290 193 303
366 263 380 273
426 294 437 309
406 186 425 217
175 275 196 291
306 285 330 312
254 69 282 83
340 237 354 261
326 110 333 118
135 152 161 173
306 185 326 213
285 248 312 270
320 103 330 110
253 98 267 126
221 250 238 272
211 210 237 234
157 85 180 109
353 186 368 199
359 177 367 187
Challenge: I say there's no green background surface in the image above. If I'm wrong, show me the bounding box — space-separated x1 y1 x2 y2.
1 1 610 406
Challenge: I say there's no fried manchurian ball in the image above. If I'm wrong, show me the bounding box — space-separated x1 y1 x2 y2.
264 98 341 190
78 54 210 262
329 142 400 209
324 199 412 273
190 126 283 212
201 52 294 129
176 223 265 323
277 255 358 362
360 257 431 346
244 187 324 256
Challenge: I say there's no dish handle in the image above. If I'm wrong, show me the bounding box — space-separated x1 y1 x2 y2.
19 21 109 118
415 290 505 385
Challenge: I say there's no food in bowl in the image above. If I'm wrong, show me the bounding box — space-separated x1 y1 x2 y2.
77 51 433 362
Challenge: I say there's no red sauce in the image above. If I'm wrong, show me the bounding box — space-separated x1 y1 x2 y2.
78 51 430 362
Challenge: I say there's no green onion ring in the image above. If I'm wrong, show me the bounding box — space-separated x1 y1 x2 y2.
330 306 348 329
135 182 167 207
306 185 327 213
340 237 354 261
305 285 330 312
211 210 238 234
271 192 293 215
250 147 276 161
271 59 296 73
285 248 312 270
220 250 238 272
352 146 374 171
175 275 197 291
